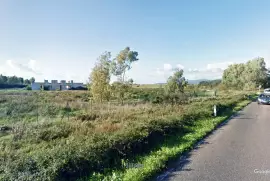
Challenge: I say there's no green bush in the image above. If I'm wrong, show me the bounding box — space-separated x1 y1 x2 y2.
26 85 32 90
76 113 99 121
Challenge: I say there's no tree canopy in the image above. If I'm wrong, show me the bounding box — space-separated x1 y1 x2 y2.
111 47 139 82
222 57 268 90
89 52 112 102
88 47 139 103
165 68 187 94
0 74 34 85
198 79 221 88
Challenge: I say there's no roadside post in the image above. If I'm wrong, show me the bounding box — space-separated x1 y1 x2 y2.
214 105 217 117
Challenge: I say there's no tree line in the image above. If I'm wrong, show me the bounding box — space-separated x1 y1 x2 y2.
89 46 188 103
198 79 222 88
222 57 269 90
89 49 270 104
0 74 35 85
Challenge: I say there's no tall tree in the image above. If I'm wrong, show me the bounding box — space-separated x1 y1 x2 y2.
0 74 35 85
7 76 19 84
0 74 8 84
198 80 221 88
164 68 188 105
165 68 187 94
111 78 134 105
89 52 112 102
24 79 31 85
222 57 268 90
18 77 24 84
30 77 35 83
111 47 139 82
111 47 139 104
222 63 246 89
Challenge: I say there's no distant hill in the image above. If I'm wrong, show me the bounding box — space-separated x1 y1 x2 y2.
187 79 209 84
155 79 210 85
136 79 220 88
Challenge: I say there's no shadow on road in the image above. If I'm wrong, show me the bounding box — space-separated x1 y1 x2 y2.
155 133 216 181
232 111 257 120
154 101 256 181
155 116 235 181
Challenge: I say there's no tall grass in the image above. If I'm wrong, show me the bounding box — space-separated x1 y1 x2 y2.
0 90 254 181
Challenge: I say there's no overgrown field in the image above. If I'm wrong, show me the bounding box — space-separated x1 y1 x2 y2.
0 89 255 181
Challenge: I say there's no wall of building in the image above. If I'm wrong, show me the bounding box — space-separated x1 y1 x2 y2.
71 83 84 88
50 83 60 90
31 83 41 90
31 81 85 91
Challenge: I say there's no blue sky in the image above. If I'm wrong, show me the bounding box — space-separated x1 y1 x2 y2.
1 0 270 83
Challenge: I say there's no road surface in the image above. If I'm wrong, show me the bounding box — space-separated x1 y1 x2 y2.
157 102 270 181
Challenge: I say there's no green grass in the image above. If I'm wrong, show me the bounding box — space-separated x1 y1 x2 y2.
0 90 255 181
86 99 251 181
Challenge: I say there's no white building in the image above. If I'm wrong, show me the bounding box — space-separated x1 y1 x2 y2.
31 80 85 91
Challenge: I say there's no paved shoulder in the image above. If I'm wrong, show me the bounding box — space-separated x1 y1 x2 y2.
159 102 270 181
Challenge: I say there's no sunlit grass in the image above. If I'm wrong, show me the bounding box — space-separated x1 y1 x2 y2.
87 100 250 181
0 90 254 181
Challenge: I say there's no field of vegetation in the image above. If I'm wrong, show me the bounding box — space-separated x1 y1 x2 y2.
0 88 255 181
0 49 266 181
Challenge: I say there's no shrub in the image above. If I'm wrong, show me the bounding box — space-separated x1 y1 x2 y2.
26 85 32 90
76 113 99 121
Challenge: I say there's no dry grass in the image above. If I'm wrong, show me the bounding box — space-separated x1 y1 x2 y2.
0 90 255 181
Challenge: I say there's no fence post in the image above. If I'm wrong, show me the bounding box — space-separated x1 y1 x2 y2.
213 105 217 117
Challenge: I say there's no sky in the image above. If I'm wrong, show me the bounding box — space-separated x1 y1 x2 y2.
1 0 270 84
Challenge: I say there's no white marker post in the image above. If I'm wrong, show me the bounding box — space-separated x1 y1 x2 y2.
214 105 217 117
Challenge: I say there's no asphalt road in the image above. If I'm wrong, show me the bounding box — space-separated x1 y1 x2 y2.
157 102 270 181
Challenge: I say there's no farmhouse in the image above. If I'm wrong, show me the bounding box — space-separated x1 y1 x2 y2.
31 80 85 90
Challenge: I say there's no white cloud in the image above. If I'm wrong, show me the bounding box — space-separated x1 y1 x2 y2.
153 61 237 81
188 68 199 72
265 60 270 68
176 64 184 70
152 63 185 81
158 63 185 74
206 62 234 70
162 63 184 71
184 61 235 80
28 59 39 71
147 56 270 83
163 64 172 71
0 59 43 77
185 69 224 80
155 68 164 75
7 59 42 74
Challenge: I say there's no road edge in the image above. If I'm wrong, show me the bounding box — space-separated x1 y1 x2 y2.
154 99 252 181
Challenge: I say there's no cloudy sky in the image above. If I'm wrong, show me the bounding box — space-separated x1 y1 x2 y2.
1 0 270 83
